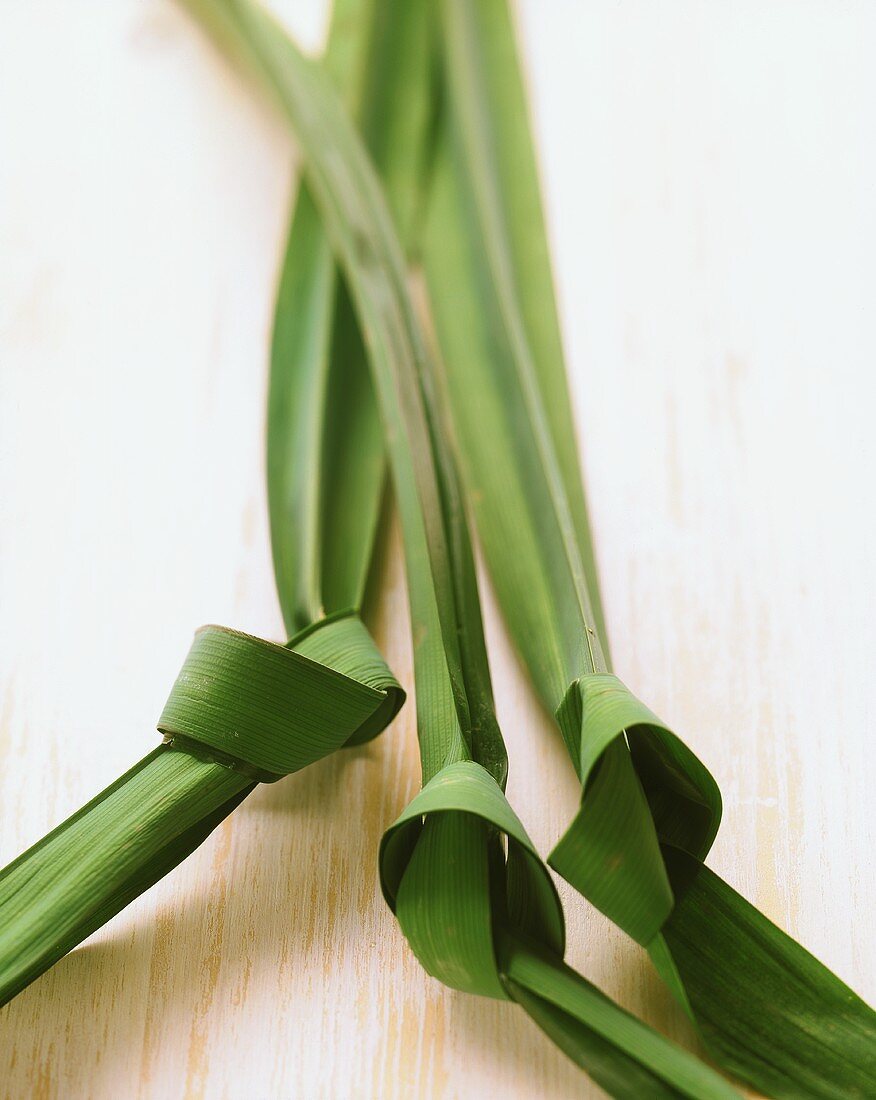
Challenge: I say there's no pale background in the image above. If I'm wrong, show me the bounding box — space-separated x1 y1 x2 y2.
1 2 874 1097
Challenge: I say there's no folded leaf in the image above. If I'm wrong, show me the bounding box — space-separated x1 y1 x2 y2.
0 611 401 1005
0 0 402 1007
177 2 740 1094
421 0 876 1094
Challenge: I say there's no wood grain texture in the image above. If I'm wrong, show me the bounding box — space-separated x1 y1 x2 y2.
1 1 873 1096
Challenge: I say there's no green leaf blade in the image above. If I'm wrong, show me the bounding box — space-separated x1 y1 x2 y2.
178 5 742 1095
422 0 876 1094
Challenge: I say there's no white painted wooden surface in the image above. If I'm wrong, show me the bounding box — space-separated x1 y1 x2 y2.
1 2 874 1097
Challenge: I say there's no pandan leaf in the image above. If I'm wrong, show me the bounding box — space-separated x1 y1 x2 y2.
421 0 876 1095
177 2 740 1095
0 0 403 1007
0 613 401 1005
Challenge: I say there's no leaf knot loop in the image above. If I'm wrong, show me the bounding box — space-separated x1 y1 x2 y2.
158 611 404 782
550 673 721 946
379 760 565 999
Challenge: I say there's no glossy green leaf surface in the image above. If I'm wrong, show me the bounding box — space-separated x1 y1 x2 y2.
159 615 402 778
421 0 876 1095
268 0 389 636
0 0 403 1009
177 3 740 1095
0 611 401 1006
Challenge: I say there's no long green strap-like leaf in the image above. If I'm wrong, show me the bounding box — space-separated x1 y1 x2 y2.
268 0 387 636
0 0 404 1008
178 3 740 1095
0 613 401 1005
268 0 436 636
421 1 876 1095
